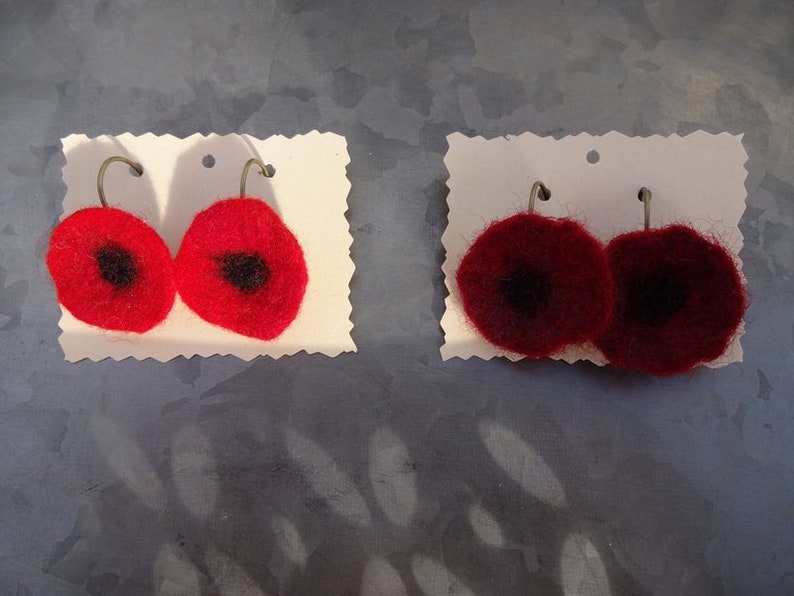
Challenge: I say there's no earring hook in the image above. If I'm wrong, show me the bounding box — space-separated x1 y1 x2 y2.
528 181 551 214
240 158 272 197
638 187 652 231
97 156 143 208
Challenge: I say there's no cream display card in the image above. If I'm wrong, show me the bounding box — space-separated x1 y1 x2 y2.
440 131 748 367
57 132 355 362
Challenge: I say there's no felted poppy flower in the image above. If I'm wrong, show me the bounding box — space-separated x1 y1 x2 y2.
595 224 746 376
456 212 614 358
46 207 176 332
174 198 308 340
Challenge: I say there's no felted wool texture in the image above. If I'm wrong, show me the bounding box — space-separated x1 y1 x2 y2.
456 212 614 358
595 224 747 376
175 198 308 341
46 207 176 333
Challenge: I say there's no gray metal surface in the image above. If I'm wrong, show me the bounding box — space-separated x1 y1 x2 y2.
1 1 793 594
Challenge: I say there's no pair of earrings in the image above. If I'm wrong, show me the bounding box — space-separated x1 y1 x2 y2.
456 182 747 376
46 156 308 340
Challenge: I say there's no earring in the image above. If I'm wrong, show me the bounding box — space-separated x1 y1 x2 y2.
174 158 308 340
46 156 176 333
595 188 747 376
455 181 615 359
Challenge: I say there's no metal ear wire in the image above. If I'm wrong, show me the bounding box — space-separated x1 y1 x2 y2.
240 158 273 197
637 187 652 230
97 156 143 208
528 181 551 214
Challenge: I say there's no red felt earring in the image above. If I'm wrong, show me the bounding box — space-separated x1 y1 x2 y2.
455 181 615 359
174 158 308 340
595 188 747 376
46 156 176 333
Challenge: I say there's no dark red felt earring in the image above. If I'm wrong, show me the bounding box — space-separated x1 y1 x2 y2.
595 188 747 376
174 158 308 340
456 181 615 358
46 156 176 333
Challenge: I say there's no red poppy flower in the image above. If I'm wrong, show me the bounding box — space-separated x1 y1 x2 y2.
456 213 614 358
46 207 176 332
174 198 308 340
595 225 746 376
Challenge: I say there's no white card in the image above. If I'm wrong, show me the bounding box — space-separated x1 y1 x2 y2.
440 131 747 367
57 132 355 362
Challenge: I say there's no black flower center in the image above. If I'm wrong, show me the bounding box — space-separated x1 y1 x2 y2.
626 273 687 325
499 266 550 315
219 253 270 293
95 244 137 288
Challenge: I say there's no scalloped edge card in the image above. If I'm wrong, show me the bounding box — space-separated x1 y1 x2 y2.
56 132 355 362
440 131 748 367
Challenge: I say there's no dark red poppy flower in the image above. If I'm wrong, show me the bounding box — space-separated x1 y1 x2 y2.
46 207 176 332
456 213 614 358
595 225 746 376
175 198 308 340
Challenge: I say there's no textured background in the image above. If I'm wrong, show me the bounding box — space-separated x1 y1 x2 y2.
1 1 793 595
